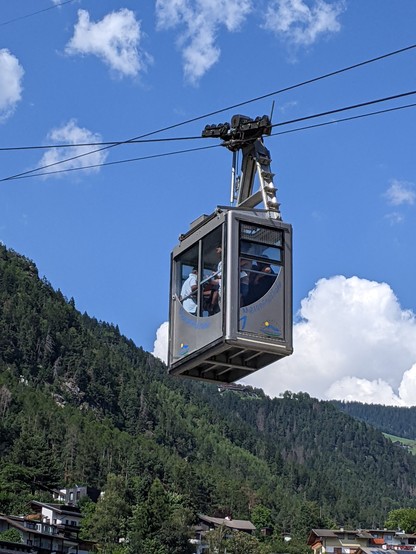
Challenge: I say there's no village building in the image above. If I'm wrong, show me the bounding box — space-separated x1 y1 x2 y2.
190 513 256 553
308 528 416 554
0 501 94 554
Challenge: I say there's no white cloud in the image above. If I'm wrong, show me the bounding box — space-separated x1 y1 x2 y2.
0 49 24 122
278 100 298 114
263 0 345 46
327 376 406 406
384 179 415 206
247 275 416 405
52 0 80 4
152 321 169 363
398 365 416 406
38 119 109 177
385 211 404 225
153 275 416 406
65 9 151 78
327 364 416 407
155 0 252 83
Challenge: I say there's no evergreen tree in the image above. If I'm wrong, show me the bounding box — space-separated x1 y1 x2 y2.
226 530 262 554
385 508 416 533
85 474 131 547
0 529 22 543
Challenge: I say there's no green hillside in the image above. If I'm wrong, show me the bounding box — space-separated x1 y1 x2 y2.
383 434 416 455
2 243 416 552
332 400 416 439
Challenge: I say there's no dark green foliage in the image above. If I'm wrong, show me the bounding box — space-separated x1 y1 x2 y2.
266 535 311 554
332 400 416 439
0 463 34 514
0 529 22 543
385 508 416 533
84 474 131 545
2 243 416 551
127 478 193 554
226 530 262 554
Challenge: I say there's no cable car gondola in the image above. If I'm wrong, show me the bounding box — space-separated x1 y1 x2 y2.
168 114 293 383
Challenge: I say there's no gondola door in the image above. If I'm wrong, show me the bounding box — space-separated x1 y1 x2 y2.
169 214 226 372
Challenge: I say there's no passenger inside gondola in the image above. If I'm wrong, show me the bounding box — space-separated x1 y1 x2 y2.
243 260 276 306
180 268 198 314
208 244 222 314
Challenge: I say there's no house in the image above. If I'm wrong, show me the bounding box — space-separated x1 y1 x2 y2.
356 548 400 554
308 528 416 554
308 528 374 554
190 514 256 554
0 539 37 554
52 487 100 507
365 530 416 549
0 501 94 554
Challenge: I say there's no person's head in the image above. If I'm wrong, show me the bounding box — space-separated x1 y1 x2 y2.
257 261 271 273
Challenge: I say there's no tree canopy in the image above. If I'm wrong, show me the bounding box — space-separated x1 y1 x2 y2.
2 243 416 552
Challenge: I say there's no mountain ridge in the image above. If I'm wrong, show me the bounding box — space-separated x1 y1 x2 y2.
332 400 416 440
1 242 416 541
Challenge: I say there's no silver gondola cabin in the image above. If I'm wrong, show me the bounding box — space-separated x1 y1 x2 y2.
168 115 293 383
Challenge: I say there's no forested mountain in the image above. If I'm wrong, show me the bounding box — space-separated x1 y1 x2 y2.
332 400 416 440
1 243 416 551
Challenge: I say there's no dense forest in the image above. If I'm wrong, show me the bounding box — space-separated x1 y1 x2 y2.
332 400 416 440
1 243 416 553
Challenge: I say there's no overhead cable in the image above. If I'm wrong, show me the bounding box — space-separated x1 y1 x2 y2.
0 0 76 27
270 102 416 138
1 89 416 155
0 135 203 152
270 90 416 129
3 145 220 181
3 101 416 182
2 42 415 182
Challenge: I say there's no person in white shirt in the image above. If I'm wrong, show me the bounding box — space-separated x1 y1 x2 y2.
180 268 198 314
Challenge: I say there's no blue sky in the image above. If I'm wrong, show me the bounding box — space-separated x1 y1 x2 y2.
1 0 416 404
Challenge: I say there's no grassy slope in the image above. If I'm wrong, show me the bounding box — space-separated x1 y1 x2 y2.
384 433 416 455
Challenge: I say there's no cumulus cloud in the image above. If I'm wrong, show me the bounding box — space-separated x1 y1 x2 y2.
327 377 407 406
263 0 345 46
247 276 416 405
38 119 109 177
152 321 169 363
153 275 416 406
0 49 24 122
384 179 415 206
65 9 152 78
155 0 252 83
